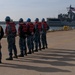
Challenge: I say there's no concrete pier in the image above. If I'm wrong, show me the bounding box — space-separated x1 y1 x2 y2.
0 30 75 75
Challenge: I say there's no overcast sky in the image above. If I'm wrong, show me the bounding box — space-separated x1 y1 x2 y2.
0 0 75 21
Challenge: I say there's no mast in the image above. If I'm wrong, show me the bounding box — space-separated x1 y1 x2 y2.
68 5 73 19
68 5 75 20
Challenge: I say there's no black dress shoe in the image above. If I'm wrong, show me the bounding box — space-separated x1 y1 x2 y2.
35 49 38 52
39 48 42 50
6 57 13 60
18 54 24 57
13 55 18 58
27 52 32 54
32 50 34 53
42 47 45 49
0 61 2 63
24 53 27 56
46 46 48 48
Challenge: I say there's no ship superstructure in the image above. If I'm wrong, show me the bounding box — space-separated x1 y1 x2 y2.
47 5 75 27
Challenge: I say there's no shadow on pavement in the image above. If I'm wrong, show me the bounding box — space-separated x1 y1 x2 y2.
0 48 75 73
0 63 71 72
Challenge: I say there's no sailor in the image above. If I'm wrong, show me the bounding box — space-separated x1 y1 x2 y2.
34 18 42 52
18 18 27 57
41 18 49 49
0 25 4 63
26 18 35 54
5 16 17 60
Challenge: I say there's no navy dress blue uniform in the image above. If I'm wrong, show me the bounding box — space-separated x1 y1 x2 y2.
0 26 4 63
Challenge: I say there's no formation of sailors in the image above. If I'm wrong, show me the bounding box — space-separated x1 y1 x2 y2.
0 16 49 63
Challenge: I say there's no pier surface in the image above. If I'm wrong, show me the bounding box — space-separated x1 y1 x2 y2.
0 30 75 75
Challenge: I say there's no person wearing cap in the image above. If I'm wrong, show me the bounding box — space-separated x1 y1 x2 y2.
5 16 17 60
18 18 27 57
26 18 35 54
41 18 49 49
34 18 42 52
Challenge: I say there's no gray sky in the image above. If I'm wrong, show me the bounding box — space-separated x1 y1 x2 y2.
0 0 75 21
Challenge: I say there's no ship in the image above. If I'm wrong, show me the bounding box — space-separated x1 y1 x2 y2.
47 5 75 27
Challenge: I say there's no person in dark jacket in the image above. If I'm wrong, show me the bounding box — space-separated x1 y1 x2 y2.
34 18 42 52
5 16 18 60
18 18 27 57
41 18 49 49
0 25 4 63
26 18 35 54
